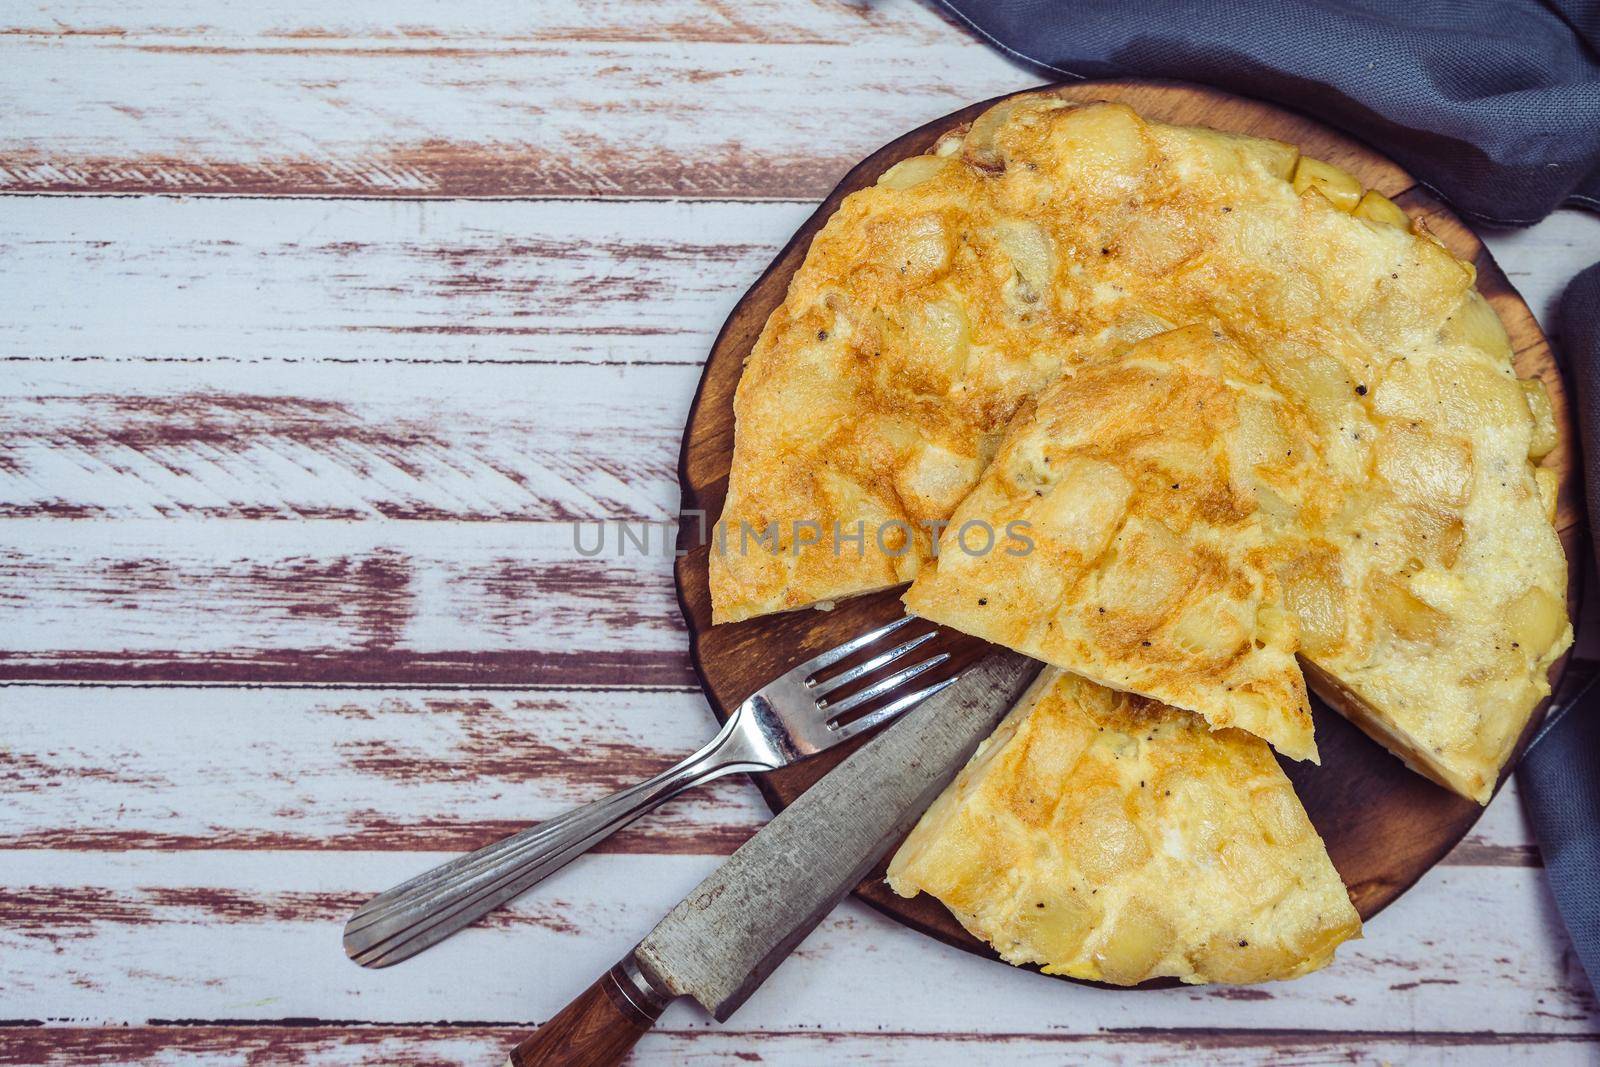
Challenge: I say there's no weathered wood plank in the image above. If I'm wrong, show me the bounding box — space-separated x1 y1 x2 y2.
0 0 1027 198
1 852 1593 1033
0 507 1567 705
0 519 691 685
0 0 966 44
0 361 693 520
3 1026 1596 1066
2 200 1596 370
1450 777 1541 866
0 685 762 853
0 198 807 365
0 683 1537 861
1477 219 1600 333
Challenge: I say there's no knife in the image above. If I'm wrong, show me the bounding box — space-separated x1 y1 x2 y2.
506 649 1040 1066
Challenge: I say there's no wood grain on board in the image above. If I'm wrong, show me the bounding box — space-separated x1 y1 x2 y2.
674 80 1582 975
4 0 1599 1061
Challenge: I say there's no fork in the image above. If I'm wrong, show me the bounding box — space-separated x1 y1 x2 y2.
343 615 954 968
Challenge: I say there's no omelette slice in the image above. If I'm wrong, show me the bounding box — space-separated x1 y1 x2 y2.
902 324 1318 762
1277 289 1572 802
887 669 1361 985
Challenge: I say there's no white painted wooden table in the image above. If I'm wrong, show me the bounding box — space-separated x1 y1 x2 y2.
3 2 1599 1063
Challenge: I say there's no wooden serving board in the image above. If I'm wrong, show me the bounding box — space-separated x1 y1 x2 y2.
673 80 1583 981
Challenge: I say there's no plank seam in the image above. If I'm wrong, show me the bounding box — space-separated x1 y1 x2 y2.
0 191 822 206
0 681 702 692
2 1021 1592 1043
0 356 705 367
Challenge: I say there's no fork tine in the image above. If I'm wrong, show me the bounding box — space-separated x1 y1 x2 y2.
794 614 916 678
809 630 938 699
821 652 950 718
828 674 962 742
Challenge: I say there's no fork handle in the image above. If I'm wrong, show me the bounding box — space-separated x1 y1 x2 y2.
344 716 763 968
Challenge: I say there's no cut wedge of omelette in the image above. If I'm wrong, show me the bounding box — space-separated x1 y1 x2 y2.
902 324 1318 762
712 91 1570 800
887 669 1361 985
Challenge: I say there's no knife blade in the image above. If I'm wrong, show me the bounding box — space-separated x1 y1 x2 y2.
506 649 1039 1067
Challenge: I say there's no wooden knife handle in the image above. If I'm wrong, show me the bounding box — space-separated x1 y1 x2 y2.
507 956 670 1067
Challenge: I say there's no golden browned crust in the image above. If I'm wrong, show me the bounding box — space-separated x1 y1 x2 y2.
887 670 1361 985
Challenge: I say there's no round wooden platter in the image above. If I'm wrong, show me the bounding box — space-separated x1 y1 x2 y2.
672 80 1584 983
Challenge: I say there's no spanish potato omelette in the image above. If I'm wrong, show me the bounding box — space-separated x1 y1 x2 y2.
887 669 1360 984
712 93 1569 801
